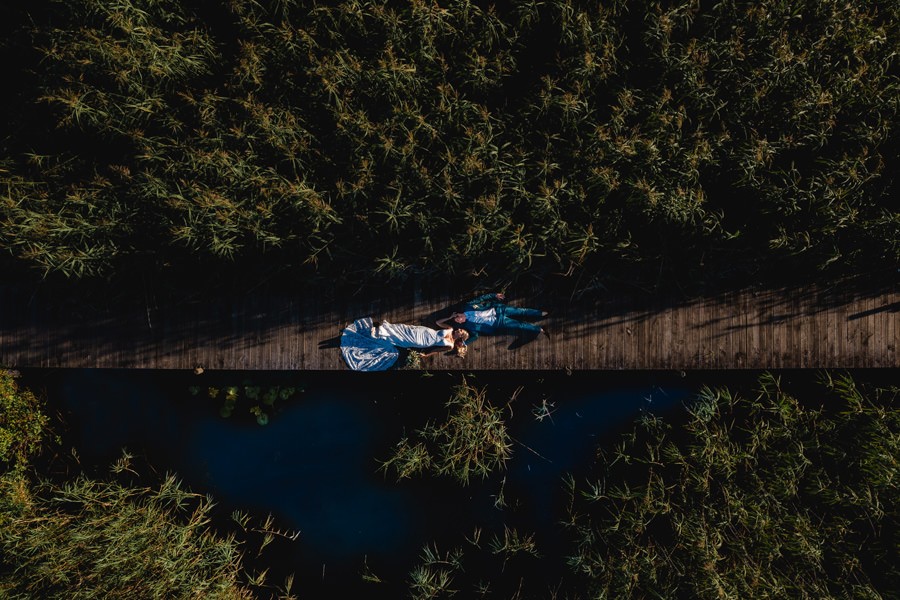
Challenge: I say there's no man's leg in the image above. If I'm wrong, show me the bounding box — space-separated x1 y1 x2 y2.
496 314 542 336
504 306 544 320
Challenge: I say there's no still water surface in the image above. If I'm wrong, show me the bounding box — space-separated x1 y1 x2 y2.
38 369 696 596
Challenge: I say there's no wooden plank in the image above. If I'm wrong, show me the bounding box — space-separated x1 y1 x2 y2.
735 291 747 368
857 293 872 368
675 299 685 369
891 290 896 366
2 282 898 370
772 294 785 370
720 293 731 369
865 294 877 368
867 291 883 367
806 292 818 368
837 295 851 368
890 290 899 367
826 297 838 367
872 293 887 367
754 292 767 368
749 291 760 368
790 290 803 368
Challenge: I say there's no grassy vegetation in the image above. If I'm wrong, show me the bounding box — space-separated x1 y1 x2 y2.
381 372 899 598
0 369 49 473
564 372 900 598
0 371 290 600
405 528 541 600
381 377 512 485
0 0 896 291
3 370 898 597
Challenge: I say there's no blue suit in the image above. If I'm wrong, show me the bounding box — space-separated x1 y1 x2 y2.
458 294 544 343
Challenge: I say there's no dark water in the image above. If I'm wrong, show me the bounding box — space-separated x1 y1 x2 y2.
31 369 703 597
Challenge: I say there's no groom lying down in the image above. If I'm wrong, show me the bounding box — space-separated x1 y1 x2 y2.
435 292 549 344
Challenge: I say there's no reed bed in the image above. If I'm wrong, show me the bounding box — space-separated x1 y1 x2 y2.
3 370 897 597
0 372 286 600
0 0 895 290
397 372 899 598
564 372 900 598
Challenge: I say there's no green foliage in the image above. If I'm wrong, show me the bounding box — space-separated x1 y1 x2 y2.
0 0 895 287
381 377 512 485
380 436 432 480
405 527 544 600
0 376 265 599
0 371 50 528
196 381 300 425
487 525 539 561
0 465 256 600
423 379 512 484
403 350 425 370
565 373 900 598
0 371 49 470
408 544 464 600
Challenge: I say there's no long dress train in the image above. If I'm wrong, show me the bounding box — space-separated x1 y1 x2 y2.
340 317 398 372
340 318 452 371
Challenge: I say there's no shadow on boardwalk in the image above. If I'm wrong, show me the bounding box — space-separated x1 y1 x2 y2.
1 272 897 370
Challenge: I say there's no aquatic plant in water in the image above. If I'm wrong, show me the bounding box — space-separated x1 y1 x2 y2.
191 382 301 425
404 525 544 599
381 377 512 485
407 544 464 600
1 377 276 600
379 436 432 480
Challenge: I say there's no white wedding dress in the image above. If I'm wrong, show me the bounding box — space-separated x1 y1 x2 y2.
340 317 452 372
371 321 453 349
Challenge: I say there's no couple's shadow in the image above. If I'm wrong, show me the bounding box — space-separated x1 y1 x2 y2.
506 333 542 350
318 336 341 350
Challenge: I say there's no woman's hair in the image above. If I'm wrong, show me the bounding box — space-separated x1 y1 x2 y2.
452 329 469 357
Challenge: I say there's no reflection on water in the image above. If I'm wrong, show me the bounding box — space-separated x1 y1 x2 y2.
41 369 693 596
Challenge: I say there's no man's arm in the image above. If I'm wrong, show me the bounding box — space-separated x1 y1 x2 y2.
466 292 505 310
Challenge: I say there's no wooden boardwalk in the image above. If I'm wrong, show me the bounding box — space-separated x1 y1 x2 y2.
1 280 897 370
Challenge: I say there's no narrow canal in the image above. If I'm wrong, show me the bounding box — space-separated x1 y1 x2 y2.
26 368 743 597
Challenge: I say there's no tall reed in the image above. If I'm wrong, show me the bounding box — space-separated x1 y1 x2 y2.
564 372 900 598
1 0 896 289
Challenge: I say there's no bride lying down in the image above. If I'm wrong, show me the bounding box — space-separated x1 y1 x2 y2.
339 317 468 373
371 321 469 357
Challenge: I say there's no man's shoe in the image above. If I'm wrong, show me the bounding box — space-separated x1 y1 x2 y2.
540 311 549 317
540 327 551 339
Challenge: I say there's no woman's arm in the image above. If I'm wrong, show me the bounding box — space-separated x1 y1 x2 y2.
435 315 456 328
417 348 453 358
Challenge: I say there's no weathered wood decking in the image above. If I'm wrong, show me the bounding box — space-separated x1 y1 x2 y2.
1 281 897 370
